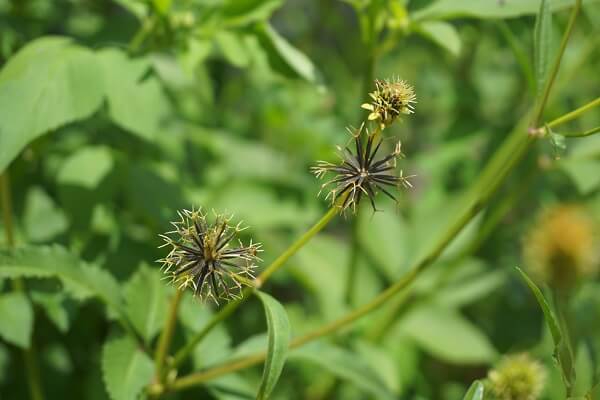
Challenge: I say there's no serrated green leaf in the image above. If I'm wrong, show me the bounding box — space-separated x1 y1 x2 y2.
57 146 114 189
463 380 485 400
124 265 168 344
255 23 321 84
98 48 170 140
399 305 497 364
534 0 553 100
0 246 124 319
290 342 396 400
101 335 154 400
256 292 291 400
0 292 33 348
23 186 68 243
0 36 104 173
416 21 461 56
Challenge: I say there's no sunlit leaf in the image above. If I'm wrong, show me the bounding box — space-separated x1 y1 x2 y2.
463 380 485 400
534 0 553 99
0 36 104 173
416 21 462 56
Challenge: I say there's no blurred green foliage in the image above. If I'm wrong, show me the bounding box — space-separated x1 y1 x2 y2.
0 0 599 399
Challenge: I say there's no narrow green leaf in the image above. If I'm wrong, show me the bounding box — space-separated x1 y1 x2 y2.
416 21 462 56
124 265 169 344
412 0 596 21
290 342 396 400
0 246 125 320
256 292 291 400
0 36 104 173
463 380 485 400
101 335 154 400
534 0 553 99
515 267 561 343
255 23 321 84
516 267 575 389
0 292 33 348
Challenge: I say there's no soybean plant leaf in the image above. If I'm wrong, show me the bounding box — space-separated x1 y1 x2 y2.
0 246 125 320
534 0 553 99
0 292 33 348
98 48 170 140
124 265 169 344
290 342 396 400
416 21 461 56
399 305 497 364
57 146 114 189
0 36 104 173
101 335 154 400
516 267 575 389
463 380 485 400
255 23 321 84
256 292 291 400
23 187 68 243
221 0 283 27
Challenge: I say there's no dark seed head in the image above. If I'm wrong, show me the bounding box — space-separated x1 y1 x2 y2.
311 124 413 214
158 208 262 303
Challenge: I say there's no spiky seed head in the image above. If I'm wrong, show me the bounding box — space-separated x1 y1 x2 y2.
486 353 546 400
361 78 416 129
310 124 413 214
158 208 262 304
523 204 598 292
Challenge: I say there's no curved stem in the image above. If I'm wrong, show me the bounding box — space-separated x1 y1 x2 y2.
169 206 339 369
1 172 45 400
154 288 183 382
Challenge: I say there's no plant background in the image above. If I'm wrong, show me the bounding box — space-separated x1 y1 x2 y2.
0 0 599 399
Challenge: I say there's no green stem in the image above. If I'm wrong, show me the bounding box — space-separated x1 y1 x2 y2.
154 288 183 383
1 172 45 400
546 96 600 129
169 206 339 369
346 46 377 305
532 0 581 126
167 112 537 392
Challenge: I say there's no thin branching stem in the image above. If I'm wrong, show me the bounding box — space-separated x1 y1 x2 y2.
169 206 339 369
546 96 600 129
167 113 537 392
1 172 45 400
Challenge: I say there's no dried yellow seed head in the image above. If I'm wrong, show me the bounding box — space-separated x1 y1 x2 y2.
523 205 598 291
361 78 416 129
487 353 546 400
